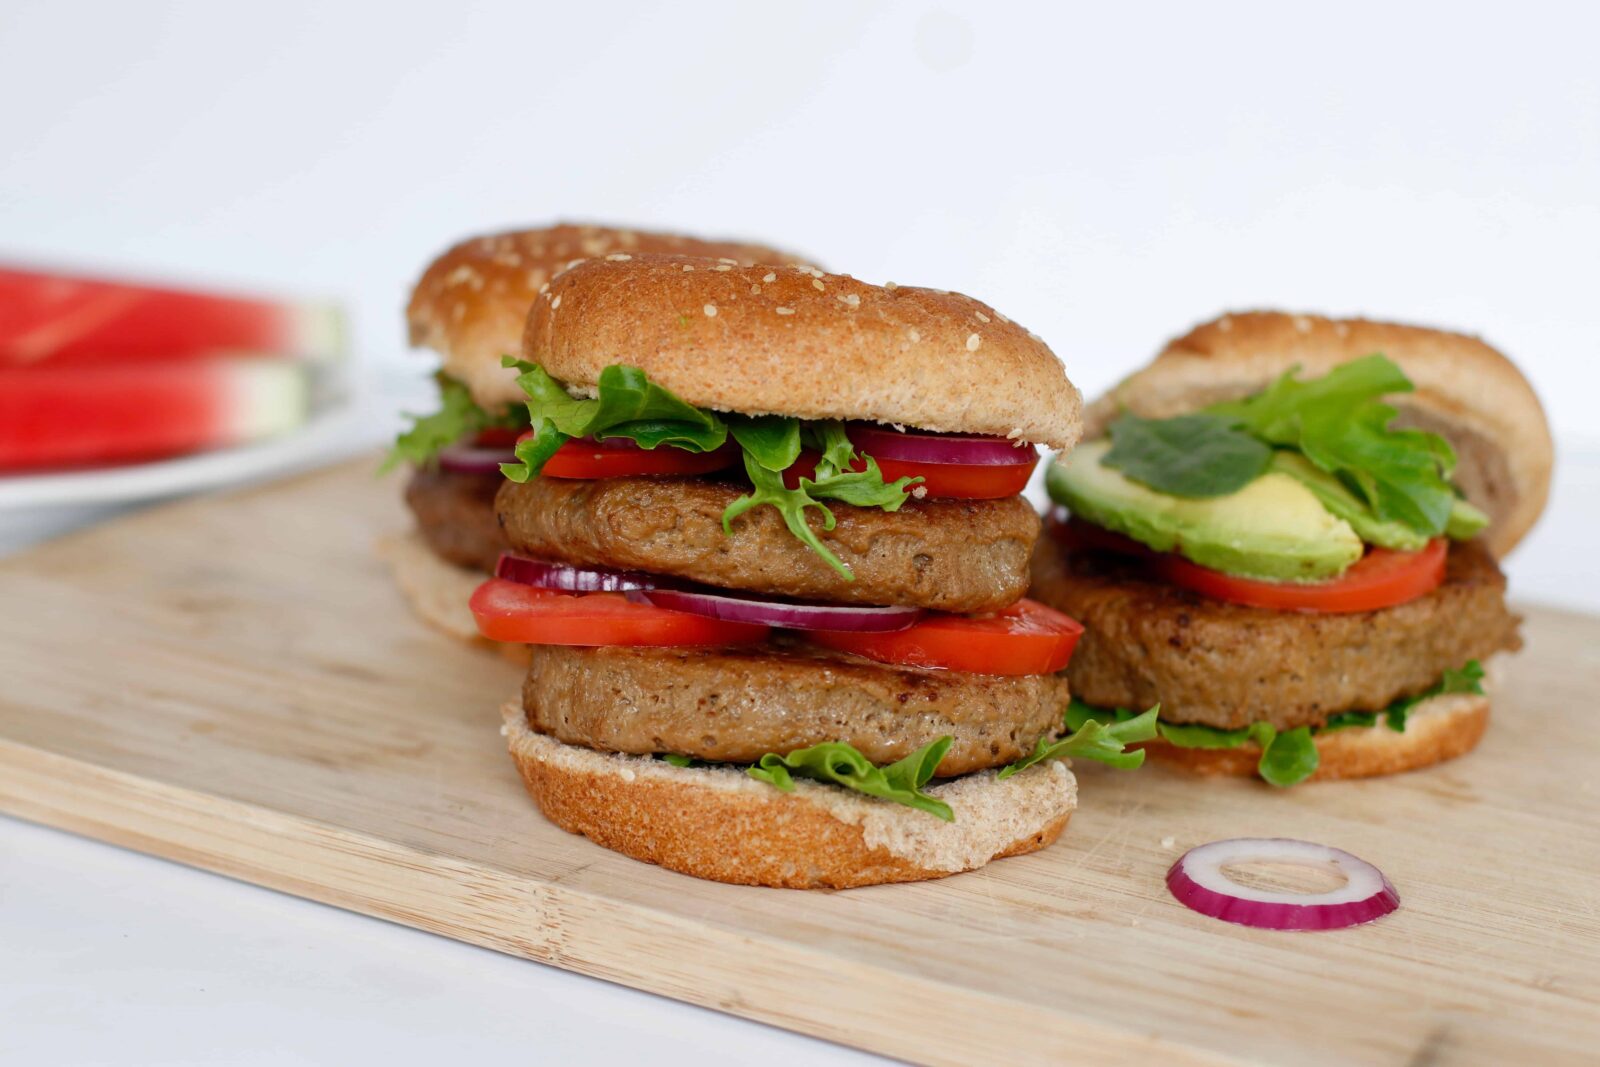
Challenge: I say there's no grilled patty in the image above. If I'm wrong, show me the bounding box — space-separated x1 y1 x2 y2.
1030 536 1521 730
521 637 1070 775
404 467 506 573
496 474 1039 611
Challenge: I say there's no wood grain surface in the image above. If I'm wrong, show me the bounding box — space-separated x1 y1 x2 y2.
1 458 1596 1065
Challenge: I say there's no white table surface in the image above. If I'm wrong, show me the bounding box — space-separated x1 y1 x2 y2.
3 416 1596 1066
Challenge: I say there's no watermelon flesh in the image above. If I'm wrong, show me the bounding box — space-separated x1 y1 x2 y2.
0 266 343 367
0 359 309 472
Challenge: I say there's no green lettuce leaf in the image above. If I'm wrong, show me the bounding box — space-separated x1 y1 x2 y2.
1256 726 1318 787
999 705 1160 778
383 375 528 471
723 416 919 579
1382 658 1485 732
501 360 728 482
1067 701 1320 786
1206 355 1460 537
748 736 955 821
659 753 695 767
1102 413 1273 498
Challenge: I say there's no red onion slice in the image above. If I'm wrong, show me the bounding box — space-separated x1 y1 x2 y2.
495 553 664 593
848 423 1037 467
629 588 922 632
438 441 516 473
1167 838 1399 931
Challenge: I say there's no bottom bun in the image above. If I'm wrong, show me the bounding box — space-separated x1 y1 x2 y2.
501 704 1077 888
1140 690 1489 782
376 532 528 664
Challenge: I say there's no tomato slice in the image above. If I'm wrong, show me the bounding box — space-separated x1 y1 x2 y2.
532 436 740 479
781 451 1035 499
1158 540 1447 613
470 579 769 646
808 599 1084 675
1050 514 1447 614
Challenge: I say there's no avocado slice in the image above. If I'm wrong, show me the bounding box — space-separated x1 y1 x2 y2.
1046 440 1363 581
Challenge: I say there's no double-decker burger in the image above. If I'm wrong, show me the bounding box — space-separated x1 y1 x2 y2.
460 254 1153 888
382 224 810 643
1032 312 1551 786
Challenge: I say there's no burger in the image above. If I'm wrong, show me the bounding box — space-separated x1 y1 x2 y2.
1032 312 1552 786
467 253 1153 888
381 224 811 646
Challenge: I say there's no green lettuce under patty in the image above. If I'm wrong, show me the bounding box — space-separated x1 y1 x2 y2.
1072 659 1487 787
498 359 918 578
656 711 1155 821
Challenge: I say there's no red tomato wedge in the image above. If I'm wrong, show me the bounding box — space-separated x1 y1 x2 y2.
808 599 1085 675
1049 514 1448 614
531 435 741 479
0 266 341 367
781 451 1035 499
469 578 769 646
0 358 307 472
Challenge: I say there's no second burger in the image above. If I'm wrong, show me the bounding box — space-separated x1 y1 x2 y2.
477 253 1154 887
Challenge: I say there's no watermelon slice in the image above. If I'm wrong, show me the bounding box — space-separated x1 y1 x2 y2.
0 266 343 367
0 358 309 472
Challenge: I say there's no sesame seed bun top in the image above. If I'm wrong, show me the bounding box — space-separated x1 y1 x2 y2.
1087 311 1553 557
406 224 812 409
518 254 1084 450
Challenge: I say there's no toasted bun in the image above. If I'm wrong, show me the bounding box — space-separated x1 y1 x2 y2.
1088 311 1552 557
1139 689 1489 782
407 224 811 411
522 255 1083 450
501 705 1076 889
375 532 529 665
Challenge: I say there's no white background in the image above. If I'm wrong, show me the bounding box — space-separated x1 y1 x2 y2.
2 2 1596 1063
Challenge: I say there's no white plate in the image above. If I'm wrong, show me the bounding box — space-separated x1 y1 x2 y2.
0 401 371 512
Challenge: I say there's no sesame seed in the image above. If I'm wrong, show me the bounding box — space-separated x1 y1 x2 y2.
974 311 990 323
885 281 898 290
908 328 921 342
605 253 632 261
1218 317 1233 332
762 272 776 283
444 265 477 287
703 304 717 317
750 285 761 295
682 264 695 272
551 295 561 309
1293 316 1312 334
713 264 732 272
812 279 825 291
537 282 549 295
1335 322 1351 337
838 293 861 308
911 485 928 500
717 257 738 265
995 311 1010 324
1006 428 1024 440
775 307 795 316
966 333 981 351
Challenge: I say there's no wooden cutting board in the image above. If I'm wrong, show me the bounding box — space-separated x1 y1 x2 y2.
1 458 1596 1066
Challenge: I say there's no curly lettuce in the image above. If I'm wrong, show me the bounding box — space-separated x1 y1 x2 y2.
748 736 954 821
501 360 918 578
382 375 528 472
998 704 1160 777
724 417 920 579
